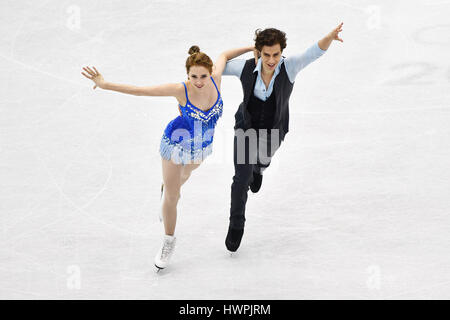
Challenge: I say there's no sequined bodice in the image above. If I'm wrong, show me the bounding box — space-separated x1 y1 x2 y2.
178 78 223 130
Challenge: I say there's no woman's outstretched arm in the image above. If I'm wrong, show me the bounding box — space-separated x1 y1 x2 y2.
103 81 184 97
81 66 184 97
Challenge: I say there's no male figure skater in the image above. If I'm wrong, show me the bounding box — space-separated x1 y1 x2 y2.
223 23 344 252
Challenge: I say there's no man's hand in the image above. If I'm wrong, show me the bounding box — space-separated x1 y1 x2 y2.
318 22 344 51
329 22 344 42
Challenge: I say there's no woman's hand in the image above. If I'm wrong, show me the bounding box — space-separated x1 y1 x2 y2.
81 66 105 89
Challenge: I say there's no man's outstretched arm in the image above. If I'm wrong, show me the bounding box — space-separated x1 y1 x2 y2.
285 22 344 82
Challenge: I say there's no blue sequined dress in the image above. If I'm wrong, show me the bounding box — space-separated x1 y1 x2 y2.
159 77 223 165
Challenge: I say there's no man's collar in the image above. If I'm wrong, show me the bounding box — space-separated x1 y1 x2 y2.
253 58 261 73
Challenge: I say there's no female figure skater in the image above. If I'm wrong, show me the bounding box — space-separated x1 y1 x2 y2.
81 45 255 271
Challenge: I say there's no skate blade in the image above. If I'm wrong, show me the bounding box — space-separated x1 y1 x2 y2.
155 264 164 273
228 250 237 257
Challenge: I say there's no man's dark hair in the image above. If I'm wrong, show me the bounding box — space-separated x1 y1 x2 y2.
254 28 287 52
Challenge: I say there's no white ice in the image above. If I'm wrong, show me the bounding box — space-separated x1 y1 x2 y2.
0 0 450 299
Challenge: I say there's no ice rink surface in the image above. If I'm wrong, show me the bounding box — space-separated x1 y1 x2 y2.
1 0 449 299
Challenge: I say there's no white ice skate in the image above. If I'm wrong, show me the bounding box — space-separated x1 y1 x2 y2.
154 235 176 272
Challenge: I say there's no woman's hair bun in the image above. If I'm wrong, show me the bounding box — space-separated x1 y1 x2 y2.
188 45 200 55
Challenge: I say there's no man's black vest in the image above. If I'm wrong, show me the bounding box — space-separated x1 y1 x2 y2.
234 58 294 141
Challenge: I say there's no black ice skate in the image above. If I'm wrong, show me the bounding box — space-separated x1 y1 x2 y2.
225 226 244 253
249 171 263 193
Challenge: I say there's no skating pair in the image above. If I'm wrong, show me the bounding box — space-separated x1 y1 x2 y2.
82 24 343 272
